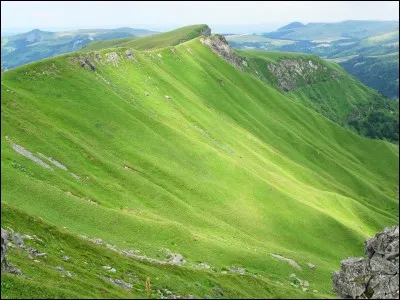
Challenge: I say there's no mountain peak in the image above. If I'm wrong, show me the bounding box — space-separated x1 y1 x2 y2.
277 22 305 31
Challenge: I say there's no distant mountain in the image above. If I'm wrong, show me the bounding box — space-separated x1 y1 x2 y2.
264 20 399 41
277 22 305 31
1 27 158 69
227 21 399 98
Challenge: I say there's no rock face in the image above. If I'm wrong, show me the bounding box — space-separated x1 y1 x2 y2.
200 35 246 71
267 58 339 92
332 226 399 299
199 26 211 37
1 228 22 275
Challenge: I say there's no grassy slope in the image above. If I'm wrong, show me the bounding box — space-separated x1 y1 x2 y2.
81 25 210 52
1 37 398 298
239 50 398 130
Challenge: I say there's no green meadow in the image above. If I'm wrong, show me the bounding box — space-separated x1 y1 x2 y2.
1 28 398 298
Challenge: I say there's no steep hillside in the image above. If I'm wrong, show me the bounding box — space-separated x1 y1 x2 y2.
239 50 399 142
1 27 157 69
228 24 399 99
81 24 211 52
1 33 398 298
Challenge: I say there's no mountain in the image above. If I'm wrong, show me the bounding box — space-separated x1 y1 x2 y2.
80 24 211 52
277 22 305 31
238 50 399 142
1 27 398 298
226 21 399 99
264 20 399 41
1 27 158 69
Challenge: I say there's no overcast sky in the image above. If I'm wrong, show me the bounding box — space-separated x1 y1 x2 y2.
2 1 399 33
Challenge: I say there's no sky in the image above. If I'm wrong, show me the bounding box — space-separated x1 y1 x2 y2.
1 1 399 34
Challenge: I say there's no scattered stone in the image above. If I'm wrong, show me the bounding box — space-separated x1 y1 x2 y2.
106 52 120 67
270 253 302 270
197 262 211 270
27 254 33 260
145 91 150 96
307 263 315 269
101 276 132 291
290 273 297 278
313 290 318 293
79 57 96 71
302 287 308 292
157 53 162 58
34 260 40 263
166 251 186 265
332 226 399 299
165 95 171 100
70 172 80 180
6 137 53 170
55 266 65 272
38 153 68 170
62 256 70 262
125 50 136 61
94 53 103 64
23 235 34 240
229 265 246 275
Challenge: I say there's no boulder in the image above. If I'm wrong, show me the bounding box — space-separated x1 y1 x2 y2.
332 226 399 299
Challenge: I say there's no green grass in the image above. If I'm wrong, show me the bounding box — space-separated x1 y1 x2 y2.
81 25 210 52
1 35 398 298
237 49 398 138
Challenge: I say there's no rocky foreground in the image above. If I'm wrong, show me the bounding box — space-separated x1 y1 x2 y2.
332 226 399 299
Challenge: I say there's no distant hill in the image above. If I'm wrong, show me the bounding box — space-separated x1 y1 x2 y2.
227 21 399 98
277 22 305 31
264 20 399 41
1 27 157 69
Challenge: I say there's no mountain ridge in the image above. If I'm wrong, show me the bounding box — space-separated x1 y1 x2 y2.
1 26 398 299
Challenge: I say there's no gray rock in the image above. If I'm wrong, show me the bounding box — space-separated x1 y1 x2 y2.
62 256 70 261
307 263 315 269
101 276 132 291
55 266 65 272
166 251 185 265
332 226 399 299
197 262 211 269
79 57 96 71
200 26 211 37
229 265 246 275
200 35 245 71
270 253 302 270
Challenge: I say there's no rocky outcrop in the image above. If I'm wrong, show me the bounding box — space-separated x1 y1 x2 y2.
332 226 399 299
79 57 96 71
1 228 22 275
200 35 246 71
199 26 211 37
267 58 340 92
